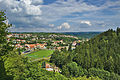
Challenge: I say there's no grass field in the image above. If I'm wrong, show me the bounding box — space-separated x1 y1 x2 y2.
26 49 54 59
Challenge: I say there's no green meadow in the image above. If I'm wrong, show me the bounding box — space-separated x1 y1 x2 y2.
26 49 54 59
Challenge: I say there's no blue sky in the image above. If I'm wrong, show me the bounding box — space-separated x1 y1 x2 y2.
0 0 120 32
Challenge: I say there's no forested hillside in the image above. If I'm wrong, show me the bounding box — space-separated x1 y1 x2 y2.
74 28 120 74
50 28 120 80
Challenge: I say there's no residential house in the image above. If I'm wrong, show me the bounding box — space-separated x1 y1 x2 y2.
45 63 60 72
15 44 23 49
7 34 13 38
25 44 37 50
45 63 53 71
72 41 77 46
57 46 65 50
36 43 46 49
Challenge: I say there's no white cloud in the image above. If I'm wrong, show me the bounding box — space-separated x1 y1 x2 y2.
58 22 71 29
0 0 43 30
32 0 43 5
49 24 54 27
81 21 92 26
25 5 42 15
21 0 32 5
0 0 43 15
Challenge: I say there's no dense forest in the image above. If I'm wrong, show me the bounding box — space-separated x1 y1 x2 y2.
0 11 120 80
50 28 120 80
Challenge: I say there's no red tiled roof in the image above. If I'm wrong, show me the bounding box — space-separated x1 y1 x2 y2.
46 63 51 68
29 44 36 48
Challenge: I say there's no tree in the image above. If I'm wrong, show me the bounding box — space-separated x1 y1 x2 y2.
0 11 12 56
42 61 46 68
62 65 70 77
116 27 120 36
0 10 12 80
4 53 29 80
104 56 114 72
68 43 72 51
66 62 79 77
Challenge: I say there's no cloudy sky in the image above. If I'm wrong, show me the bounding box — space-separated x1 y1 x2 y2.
0 0 120 32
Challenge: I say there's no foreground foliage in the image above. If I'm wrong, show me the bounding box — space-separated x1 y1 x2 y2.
4 54 67 80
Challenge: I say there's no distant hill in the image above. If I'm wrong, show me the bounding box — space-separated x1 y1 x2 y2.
63 32 101 39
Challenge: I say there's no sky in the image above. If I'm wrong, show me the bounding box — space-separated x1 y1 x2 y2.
0 0 120 32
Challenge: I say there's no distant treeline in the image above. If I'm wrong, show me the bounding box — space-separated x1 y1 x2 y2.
12 32 101 39
63 32 101 39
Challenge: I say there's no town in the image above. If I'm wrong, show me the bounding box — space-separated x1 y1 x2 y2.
7 33 89 53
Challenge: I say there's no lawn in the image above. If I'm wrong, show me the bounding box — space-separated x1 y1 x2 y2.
26 49 54 59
